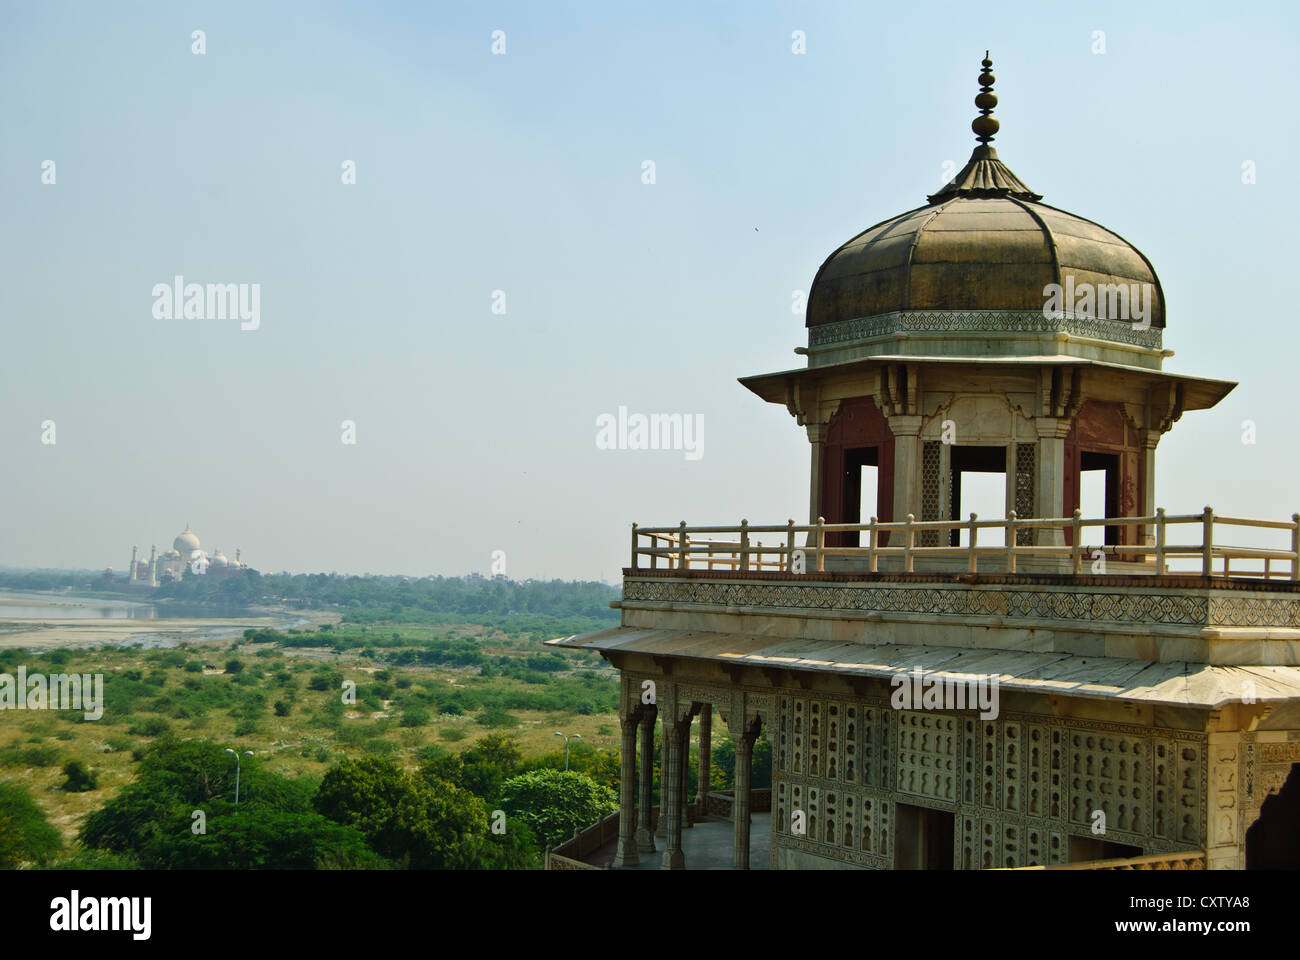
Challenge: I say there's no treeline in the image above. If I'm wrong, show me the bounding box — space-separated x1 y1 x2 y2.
0 568 621 621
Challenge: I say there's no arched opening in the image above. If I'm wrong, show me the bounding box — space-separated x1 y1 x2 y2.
1246 763 1300 869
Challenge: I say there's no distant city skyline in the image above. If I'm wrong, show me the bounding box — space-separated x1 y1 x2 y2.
1 1 1296 579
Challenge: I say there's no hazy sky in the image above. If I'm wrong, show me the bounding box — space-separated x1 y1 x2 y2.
1 1 1296 580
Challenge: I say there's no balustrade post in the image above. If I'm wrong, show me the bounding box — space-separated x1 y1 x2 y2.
1202 506 1214 577
739 519 750 572
786 519 796 572
904 514 915 573
1290 512 1300 582
1155 508 1167 574
1071 509 1083 575
678 521 688 570
967 513 978 573
1006 511 1018 574
631 523 639 571
868 516 879 573
815 516 826 572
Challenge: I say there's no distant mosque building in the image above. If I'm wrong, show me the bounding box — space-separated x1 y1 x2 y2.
126 524 248 588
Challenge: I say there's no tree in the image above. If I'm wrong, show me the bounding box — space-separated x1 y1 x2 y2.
160 810 382 869
524 741 620 792
498 769 617 848
78 738 321 867
0 781 62 868
315 756 498 869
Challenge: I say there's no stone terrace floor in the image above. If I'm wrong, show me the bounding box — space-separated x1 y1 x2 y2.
582 814 771 870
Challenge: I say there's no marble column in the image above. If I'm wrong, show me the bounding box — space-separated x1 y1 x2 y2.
655 720 668 839
696 704 712 818
1141 431 1160 552
806 421 830 528
614 712 640 867
890 415 924 525
1035 418 1069 547
636 704 657 852
661 719 687 870
682 713 693 830
733 726 757 870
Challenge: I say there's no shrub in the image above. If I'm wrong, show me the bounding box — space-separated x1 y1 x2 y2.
476 707 519 729
400 708 430 728
225 659 244 675
4 746 60 768
127 718 171 738
274 701 291 717
0 781 63 867
60 760 99 792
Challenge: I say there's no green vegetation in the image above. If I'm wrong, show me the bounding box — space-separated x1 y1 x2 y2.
0 589 756 870
0 781 63 867
499 769 618 847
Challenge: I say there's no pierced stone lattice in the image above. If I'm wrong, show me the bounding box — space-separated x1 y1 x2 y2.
921 441 943 547
771 692 1206 869
1015 443 1035 546
896 711 958 801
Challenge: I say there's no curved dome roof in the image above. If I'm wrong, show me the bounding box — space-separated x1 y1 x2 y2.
173 527 200 555
807 57 1164 334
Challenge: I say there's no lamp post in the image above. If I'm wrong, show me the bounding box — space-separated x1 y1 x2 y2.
553 732 581 771
225 748 254 804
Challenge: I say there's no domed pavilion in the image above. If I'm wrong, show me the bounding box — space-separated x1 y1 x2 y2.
742 53 1233 561
548 56 1300 875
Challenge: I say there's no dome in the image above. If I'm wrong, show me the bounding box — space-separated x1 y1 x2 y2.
210 551 229 568
807 56 1164 339
173 526 200 556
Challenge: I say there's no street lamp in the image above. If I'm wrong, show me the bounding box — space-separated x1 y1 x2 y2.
225 748 254 804
553 732 581 771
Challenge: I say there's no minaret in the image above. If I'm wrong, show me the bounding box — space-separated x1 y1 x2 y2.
148 544 158 587
130 545 138 582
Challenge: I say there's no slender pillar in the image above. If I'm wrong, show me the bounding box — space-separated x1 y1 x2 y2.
733 726 756 870
661 719 687 870
807 421 830 527
1035 418 1069 547
682 713 693 829
636 704 657 852
890 416 924 524
696 704 712 818
614 712 640 867
655 720 668 838
1141 431 1160 551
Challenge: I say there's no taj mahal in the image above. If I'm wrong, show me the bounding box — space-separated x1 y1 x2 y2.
123 525 248 588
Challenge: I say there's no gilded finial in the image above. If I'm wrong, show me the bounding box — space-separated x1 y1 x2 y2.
972 51 998 144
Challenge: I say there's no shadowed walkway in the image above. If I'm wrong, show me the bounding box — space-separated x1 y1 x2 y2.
582 814 771 870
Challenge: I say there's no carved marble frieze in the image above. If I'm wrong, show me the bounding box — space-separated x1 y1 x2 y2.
807 309 1164 350
624 577 1300 629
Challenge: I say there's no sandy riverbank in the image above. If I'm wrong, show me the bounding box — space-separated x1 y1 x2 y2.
0 599 338 651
